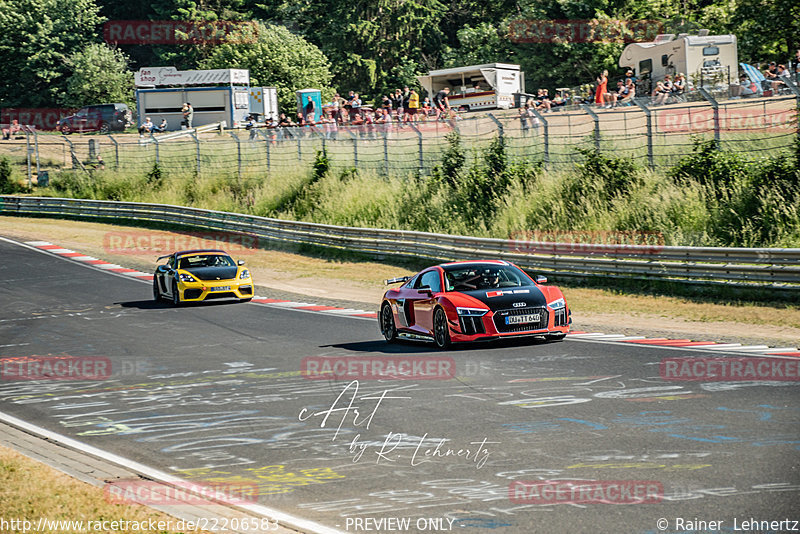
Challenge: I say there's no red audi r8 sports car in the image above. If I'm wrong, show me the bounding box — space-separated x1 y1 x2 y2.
379 260 570 349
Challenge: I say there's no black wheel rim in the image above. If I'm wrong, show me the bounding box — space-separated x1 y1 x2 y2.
434 310 447 347
172 283 179 305
381 305 395 340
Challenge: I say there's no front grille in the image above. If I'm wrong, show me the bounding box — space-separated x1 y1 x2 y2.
459 315 486 335
205 292 236 300
553 307 568 327
493 307 548 333
184 289 203 300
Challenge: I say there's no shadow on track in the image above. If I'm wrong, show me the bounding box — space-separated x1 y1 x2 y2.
324 336 564 354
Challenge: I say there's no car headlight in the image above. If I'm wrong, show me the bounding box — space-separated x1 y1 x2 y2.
548 298 566 310
179 273 197 282
456 307 488 316
239 269 250 279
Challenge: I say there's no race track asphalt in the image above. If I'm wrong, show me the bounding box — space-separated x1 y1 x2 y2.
1 237 798 534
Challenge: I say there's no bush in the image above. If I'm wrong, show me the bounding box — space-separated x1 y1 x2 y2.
0 156 19 194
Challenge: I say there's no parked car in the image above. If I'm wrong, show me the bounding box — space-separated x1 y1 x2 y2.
379 260 571 349
56 103 132 134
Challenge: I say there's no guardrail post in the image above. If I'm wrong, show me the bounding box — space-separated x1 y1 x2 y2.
528 107 549 167
382 129 389 177
697 88 720 147
106 135 119 170
33 130 40 179
297 134 302 161
410 123 424 173
579 104 601 151
779 75 800 147
633 99 654 169
229 132 242 181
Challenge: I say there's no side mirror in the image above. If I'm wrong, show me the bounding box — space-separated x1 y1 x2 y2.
418 286 433 296
535 275 547 284
156 265 168 274
237 259 245 266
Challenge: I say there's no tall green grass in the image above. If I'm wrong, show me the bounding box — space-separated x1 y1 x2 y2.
36 134 800 248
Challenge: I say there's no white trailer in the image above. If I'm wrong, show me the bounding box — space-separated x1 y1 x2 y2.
248 87 279 121
417 63 524 111
619 32 738 88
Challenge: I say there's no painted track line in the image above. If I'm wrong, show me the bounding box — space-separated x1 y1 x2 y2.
4 236 798 356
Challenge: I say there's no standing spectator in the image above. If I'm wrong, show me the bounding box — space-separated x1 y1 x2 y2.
245 114 258 140
595 70 608 108
182 103 193 129
303 96 316 122
381 95 392 112
421 97 432 120
350 92 362 121
433 86 450 120
393 89 404 121
519 102 529 132
792 50 800 83
406 89 419 122
400 86 411 120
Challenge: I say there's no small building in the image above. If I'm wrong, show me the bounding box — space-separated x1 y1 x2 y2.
134 67 251 130
416 63 525 111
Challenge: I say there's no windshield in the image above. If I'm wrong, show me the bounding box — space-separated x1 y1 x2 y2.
442 264 531 291
178 254 234 269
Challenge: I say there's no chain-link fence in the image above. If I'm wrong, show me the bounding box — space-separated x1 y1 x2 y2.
2 90 797 185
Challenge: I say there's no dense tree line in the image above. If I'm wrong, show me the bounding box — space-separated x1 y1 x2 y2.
0 0 796 110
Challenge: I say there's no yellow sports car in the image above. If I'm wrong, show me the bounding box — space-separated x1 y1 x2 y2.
152 249 254 305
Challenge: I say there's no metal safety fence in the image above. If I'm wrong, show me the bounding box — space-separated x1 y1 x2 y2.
2 196 799 290
1 89 798 185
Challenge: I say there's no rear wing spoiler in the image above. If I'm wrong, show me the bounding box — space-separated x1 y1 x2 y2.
384 276 410 285
156 254 171 262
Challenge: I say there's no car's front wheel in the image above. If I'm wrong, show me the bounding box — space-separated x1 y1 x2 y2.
380 303 397 343
60 124 72 135
98 121 110 134
433 307 452 350
152 277 161 301
171 280 181 306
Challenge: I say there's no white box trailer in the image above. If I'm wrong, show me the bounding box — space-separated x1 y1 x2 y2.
248 87 279 121
417 63 524 111
135 67 251 130
619 32 738 88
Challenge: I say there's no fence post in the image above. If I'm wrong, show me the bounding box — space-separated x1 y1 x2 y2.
697 88 720 147
410 123 424 173
257 130 271 171
297 134 302 161
580 104 601 151
488 113 504 140
229 131 242 181
779 75 800 147
190 131 201 177
106 134 119 170
62 136 79 171
528 107 549 167
25 131 32 188
633 99 654 169
149 133 160 164
347 129 359 167
382 128 389 177
33 130 40 179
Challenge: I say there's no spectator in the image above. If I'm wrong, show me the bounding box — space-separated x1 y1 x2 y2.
295 112 306 127
651 81 669 105
334 93 347 123
421 97 432 121
519 102 529 132
792 50 800 82
153 118 168 133
731 74 757 97
603 80 623 108
673 73 686 95
350 92 362 121
303 96 316 122
182 103 193 129
617 79 636 106
138 117 154 136
377 107 392 125
381 95 392 112
535 89 551 112
433 86 450 120
278 113 292 127
406 88 419 121
400 86 411 120
245 114 258 140
764 62 780 92
393 89 404 121
595 70 608 108
775 64 790 92
2 119 21 140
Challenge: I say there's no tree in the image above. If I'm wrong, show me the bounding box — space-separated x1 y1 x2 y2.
0 0 104 107
61 44 134 108
200 22 333 112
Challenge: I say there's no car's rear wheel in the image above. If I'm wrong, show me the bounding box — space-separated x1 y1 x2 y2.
99 121 110 134
171 280 181 306
380 303 397 343
433 307 451 350
152 277 161 301
60 124 72 135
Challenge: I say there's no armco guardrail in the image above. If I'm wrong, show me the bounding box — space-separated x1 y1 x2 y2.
2 196 800 289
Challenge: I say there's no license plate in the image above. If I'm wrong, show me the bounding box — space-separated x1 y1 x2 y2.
210 286 231 292
506 313 540 325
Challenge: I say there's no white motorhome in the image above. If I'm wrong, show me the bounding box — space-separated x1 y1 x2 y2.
417 63 524 111
619 32 738 89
